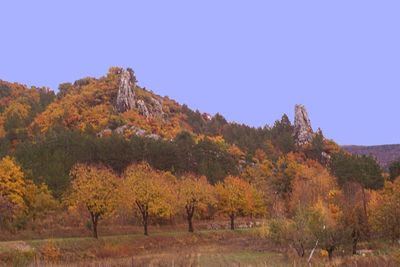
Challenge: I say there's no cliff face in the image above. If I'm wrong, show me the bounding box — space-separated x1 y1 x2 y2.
293 104 314 147
116 68 137 113
115 68 164 119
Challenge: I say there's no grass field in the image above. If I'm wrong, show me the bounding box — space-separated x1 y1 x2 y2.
0 229 399 266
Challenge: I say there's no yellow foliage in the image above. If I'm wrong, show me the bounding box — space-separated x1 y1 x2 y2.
120 162 177 219
369 179 400 240
215 176 266 219
65 163 118 218
24 180 59 220
227 145 245 159
0 156 26 208
40 239 61 262
290 160 339 213
4 102 31 121
178 174 215 215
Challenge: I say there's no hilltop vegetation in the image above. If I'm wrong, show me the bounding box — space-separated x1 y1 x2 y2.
0 68 399 266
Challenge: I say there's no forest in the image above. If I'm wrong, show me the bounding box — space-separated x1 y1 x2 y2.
0 69 399 266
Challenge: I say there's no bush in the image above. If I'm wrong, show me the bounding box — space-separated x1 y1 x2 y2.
39 240 61 263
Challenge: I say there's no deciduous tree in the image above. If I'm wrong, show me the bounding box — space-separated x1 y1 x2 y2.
65 163 118 238
178 174 214 232
369 178 400 242
121 162 177 235
215 176 265 230
0 156 26 209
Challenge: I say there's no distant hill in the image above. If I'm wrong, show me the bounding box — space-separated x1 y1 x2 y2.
342 144 400 169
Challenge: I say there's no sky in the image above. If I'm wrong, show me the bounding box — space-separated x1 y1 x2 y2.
1 1 399 146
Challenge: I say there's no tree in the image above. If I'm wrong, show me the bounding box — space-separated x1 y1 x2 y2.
0 195 15 228
308 200 346 260
369 178 400 242
65 163 118 238
177 174 214 232
330 152 383 190
304 130 326 164
289 160 338 214
270 114 295 154
389 160 400 181
330 152 384 237
23 181 59 224
215 176 265 230
242 159 275 215
0 156 26 209
266 209 314 257
341 182 369 255
194 139 238 184
121 162 177 235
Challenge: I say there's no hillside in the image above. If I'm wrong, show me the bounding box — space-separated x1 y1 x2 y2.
342 144 400 169
0 67 346 194
1 67 398 267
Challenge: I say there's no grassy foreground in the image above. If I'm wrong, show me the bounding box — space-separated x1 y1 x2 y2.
0 229 399 266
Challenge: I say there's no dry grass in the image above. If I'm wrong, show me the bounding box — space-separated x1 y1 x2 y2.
0 228 399 266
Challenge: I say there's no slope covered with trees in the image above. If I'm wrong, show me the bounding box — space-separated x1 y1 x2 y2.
0 67 398 264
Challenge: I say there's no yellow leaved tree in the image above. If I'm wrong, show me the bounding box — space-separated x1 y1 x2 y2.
215 176 265 230
0 156 26 209
24 180 59 223
65 163 118 238
120 162 177 235
177 174 215 232
369 178 400 242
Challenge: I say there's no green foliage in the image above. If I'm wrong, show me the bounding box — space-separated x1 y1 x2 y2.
270 114 295 154
330 152 384 190
304 130 325 163
389 160 400 181
222 123 271 155
14 130 239 196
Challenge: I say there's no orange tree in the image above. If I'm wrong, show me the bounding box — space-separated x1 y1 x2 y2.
65 163 118 238
215 176 265 230
177 174 214 232
121 162 177 235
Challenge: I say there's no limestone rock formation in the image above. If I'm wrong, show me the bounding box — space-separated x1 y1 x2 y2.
294 104 314 147
149 97 164 118
116 68 136 113
115 67 164 119
97 124 159 140
136 99 150 118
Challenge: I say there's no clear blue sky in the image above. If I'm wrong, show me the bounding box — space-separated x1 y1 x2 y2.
1 1 399 145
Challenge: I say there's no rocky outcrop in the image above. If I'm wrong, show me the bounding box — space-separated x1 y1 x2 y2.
116 68 137 113
294 104 314 147
149 97 164 118
97 124 160 140
136 99 150 118
115 68 164 119
136 97 164 119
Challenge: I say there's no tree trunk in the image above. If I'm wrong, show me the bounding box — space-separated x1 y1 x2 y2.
186 206 194 233
90 213 99 239
352 228 359 255
137 202 149 236
327 247 334 260
294 242 305 257
143 211 149 236
361 187 370 239
229 213 235 230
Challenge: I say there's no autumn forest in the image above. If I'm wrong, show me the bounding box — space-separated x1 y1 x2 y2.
0 68 399 266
